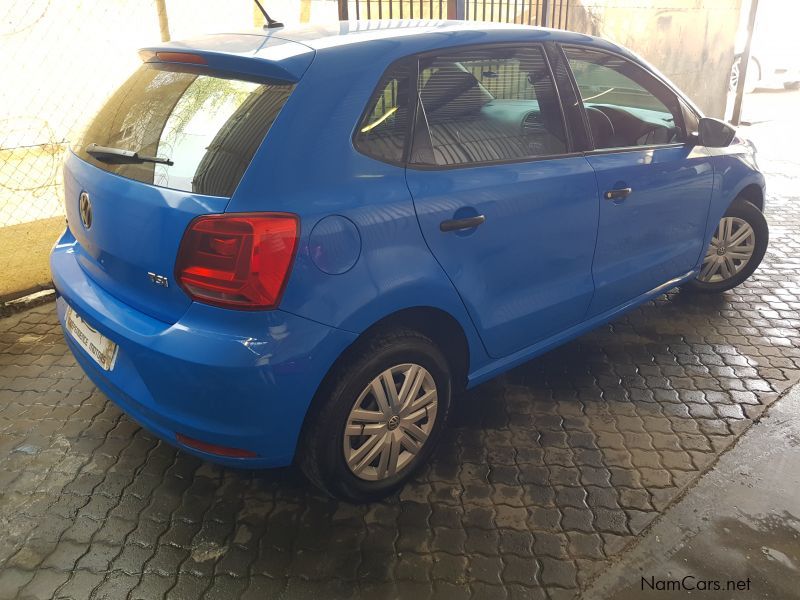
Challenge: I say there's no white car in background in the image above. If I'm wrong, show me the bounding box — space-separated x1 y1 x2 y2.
730 3 800 92
731 48 800 93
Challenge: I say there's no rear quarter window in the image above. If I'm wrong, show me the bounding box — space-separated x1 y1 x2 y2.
354 61 414 165
74 64 294 197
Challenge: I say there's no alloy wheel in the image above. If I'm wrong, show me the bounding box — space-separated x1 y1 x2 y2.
698 216 756 283
729 60 740 93
343 363 438 481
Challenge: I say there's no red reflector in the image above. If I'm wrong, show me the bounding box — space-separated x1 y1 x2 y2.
176 433 257 458
153 51 207 65
175 213 299 310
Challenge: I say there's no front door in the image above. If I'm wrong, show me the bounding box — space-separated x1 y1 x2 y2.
563 46 714 317
406 44 599 359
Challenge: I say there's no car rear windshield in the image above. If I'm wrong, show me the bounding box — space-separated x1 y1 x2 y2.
74 64 294 197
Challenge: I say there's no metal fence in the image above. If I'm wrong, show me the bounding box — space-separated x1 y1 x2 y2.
339 0 572 27
464 0 571 27
338 0 578 29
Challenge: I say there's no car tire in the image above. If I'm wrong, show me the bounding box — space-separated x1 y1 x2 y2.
298 328 452 502
686 199 768 294
729 55 759 94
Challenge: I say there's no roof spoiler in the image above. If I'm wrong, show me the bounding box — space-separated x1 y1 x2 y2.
139 34 314 83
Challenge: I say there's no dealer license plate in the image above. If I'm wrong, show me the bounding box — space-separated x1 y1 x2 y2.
65 305 118 371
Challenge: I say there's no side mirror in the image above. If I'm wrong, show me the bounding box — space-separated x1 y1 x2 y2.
697 117 736 147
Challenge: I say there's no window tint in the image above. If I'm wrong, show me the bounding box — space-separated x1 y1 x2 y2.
564 47 684 149
75 64 294 197
415 46 567 167
355 62 413 164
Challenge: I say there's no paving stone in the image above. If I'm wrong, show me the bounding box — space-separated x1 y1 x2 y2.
470 582 509 599
469 555 504 584
502 554 539 587
395 552 434 582
129 573 175 600
239 575 285 600
465 528 500 556
52 570 104 600
538 556 578 588
566 532 605 560
533 531 569 559
40 541 86 572
0 568 35 600
498 529 535 557
432 552 469 583
90 571 140 600
560 507 593 532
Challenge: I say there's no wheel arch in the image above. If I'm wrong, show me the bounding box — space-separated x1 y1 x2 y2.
359 306 471 392
749 55 762 82
703 154 765 246
317 305 471 397
294 305 472 465
736 182 764 212
696 165 767 273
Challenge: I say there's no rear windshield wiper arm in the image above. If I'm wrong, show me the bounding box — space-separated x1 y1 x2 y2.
85 143 174 166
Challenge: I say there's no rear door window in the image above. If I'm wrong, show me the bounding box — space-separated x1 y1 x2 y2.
74 64 294 197
413 45 568 167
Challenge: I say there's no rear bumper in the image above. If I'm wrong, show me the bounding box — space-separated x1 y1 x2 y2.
51 232 357 468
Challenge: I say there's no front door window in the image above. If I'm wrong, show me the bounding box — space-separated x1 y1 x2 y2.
564 47 685 149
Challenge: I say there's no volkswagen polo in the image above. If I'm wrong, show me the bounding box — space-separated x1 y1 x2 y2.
51 21 768 501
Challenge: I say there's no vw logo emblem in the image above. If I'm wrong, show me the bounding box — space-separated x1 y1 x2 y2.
79 192 92 229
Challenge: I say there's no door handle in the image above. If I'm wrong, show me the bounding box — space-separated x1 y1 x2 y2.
439 215 486 232
604 187 632 201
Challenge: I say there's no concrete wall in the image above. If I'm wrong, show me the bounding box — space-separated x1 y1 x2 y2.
568 0 742 118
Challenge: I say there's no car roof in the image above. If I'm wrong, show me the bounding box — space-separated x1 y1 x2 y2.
142 20 619 77
140 20 697 112
267 19 594 50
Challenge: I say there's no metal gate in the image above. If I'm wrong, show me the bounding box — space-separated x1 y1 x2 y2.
337 0 573 29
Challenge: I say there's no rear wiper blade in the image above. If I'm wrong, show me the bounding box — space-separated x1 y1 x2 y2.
85 143 174 166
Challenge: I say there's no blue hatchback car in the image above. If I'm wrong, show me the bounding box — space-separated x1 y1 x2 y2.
51 21 768 501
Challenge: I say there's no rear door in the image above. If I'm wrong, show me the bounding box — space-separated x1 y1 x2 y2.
562 45 714 317
66 57 298 322
405 44 599 359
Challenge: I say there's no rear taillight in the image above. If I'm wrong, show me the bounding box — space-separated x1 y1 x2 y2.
175 213 299 310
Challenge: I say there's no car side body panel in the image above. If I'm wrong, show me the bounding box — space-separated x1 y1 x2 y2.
585 145 714 317
468 267 697 387
228 24 765 388
227 39 494 373
408 156 600 359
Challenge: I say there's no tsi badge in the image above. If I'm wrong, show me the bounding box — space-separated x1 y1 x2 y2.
147 272 169 288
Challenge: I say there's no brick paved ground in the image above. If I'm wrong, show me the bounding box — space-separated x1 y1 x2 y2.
1 120 799 599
